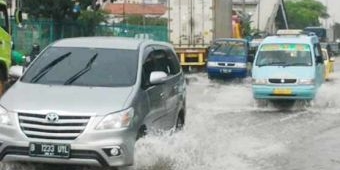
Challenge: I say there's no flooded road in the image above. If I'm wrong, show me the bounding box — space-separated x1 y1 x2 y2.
2 59 340 170
133 59 340 170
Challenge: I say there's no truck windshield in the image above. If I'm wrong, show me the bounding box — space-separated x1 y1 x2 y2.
0 4 8 32
21 47 139 87
304 27 326 42
210 40 247 56
256 44 312 67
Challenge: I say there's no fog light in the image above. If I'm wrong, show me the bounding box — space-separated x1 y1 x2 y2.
110 147 120 156
103 146 121 157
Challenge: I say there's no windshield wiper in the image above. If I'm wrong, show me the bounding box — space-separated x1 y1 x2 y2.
257 61 287 67
284 63 310 66
64 53 98 85
30 52 72 83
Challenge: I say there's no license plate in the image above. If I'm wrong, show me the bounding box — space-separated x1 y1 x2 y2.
29 143 70 158
273 88 292 95
220 69 232 73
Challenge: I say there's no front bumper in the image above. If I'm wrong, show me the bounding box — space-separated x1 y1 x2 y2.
207 67 248 78
0 115 137 167
252 84 316 100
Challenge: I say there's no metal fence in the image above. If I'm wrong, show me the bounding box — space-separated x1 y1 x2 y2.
12 19 169 54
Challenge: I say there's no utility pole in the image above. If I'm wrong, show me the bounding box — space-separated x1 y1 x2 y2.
257 0 260 30
123 0 126 25
143 0 146 31
214 0 232 38
242 0 246 14
325 0 328 28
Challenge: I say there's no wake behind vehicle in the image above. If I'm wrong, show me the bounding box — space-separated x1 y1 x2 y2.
206 38 250 79
0 37 186 167
252 30 325 103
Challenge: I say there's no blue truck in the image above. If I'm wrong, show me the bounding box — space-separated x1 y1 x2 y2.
206 38 250 79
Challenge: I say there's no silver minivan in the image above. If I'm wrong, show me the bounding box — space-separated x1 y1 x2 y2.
0 37 186 167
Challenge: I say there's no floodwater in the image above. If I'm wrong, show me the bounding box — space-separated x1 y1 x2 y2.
2 60 340 170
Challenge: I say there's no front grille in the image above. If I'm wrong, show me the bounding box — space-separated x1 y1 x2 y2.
18 113 90 140
268 78 297 84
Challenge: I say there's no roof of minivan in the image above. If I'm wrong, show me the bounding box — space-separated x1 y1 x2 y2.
261 35 319 45
52 37 157 50
214 38 247 42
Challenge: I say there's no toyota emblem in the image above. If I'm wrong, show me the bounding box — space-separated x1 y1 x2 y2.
46 113 59 123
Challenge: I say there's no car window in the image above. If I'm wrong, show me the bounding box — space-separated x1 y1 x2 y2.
314 44 322 58
167 49 181 75
141 49 174 87
210 40 247 56
21 47 139 87
322 50 328 60
256 44 312 66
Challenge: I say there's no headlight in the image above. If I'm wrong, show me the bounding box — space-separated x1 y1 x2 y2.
235 63 247 68
207 62 218 67
0 106 10 125
299 79 314 85
207 61 216 67
96 108 134 130
252 78 267 85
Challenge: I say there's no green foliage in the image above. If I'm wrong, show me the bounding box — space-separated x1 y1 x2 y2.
22 0 74 21
240 14 255 37
125 15 167 26
285 0 329 29
78 10 109 36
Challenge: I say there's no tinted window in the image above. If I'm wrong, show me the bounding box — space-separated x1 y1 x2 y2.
167 49 181 75
0 5 8 32
21 47 139 87
142 50 175 87
256 44 312 66
210 40 247 56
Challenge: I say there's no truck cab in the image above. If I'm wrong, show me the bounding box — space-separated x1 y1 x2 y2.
206 38 249 79
252 30 324 101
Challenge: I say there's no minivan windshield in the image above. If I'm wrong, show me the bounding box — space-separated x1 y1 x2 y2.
256 44 312 67
21 47 139 87
210 40 247 56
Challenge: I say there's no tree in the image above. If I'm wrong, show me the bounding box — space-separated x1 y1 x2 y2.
285 0 329 29
22 0 108 37
22 0 74 21
78 10 108 36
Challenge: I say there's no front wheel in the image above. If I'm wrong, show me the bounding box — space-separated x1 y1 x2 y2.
255 99 269 108
176 117 184 131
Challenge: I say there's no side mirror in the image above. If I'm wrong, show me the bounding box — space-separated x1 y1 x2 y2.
9 66 24 78
316 56 324 64
150 71 168 85
330 57 335 62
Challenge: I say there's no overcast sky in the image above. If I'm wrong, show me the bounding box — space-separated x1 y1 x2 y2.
317 0 340 27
